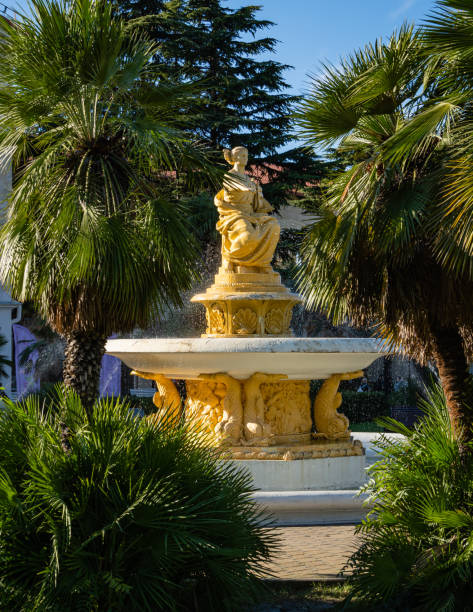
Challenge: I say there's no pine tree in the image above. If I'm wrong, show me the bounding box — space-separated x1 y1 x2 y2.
114 0 330 208
125 0 296 153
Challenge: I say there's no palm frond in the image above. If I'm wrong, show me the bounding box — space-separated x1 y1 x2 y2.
0 0 218 336
0 388 276 610
347 384 473 609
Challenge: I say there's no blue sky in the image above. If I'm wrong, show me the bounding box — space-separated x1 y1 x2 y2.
225 0 435 94
8 0 436 95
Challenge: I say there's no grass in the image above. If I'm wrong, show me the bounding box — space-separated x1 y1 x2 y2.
250 581 365 611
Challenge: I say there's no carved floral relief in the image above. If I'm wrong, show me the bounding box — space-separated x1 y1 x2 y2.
232 308 258 334
260 380 312 435
264 308 285 334
208 302 226 335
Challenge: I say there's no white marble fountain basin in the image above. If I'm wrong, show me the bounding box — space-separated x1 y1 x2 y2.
106 337 383 380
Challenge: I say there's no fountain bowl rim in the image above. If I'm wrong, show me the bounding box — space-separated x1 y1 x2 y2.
106 336 385 355
105 337 386 381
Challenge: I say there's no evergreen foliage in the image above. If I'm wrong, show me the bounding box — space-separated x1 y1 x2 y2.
0 388 274 611
114 0 330 209
346 385 473 610
0 0 217 408
295 24 473 441
118 0 296 154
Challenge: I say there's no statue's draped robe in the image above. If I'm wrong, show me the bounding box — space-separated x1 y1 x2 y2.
215 174 280 268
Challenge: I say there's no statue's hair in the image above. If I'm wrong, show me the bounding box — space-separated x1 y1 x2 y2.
223 146 247 165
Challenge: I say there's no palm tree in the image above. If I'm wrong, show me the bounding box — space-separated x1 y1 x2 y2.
0 0 216 412
295 25 473 443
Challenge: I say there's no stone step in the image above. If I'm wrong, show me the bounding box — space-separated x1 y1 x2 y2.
253 490 370 526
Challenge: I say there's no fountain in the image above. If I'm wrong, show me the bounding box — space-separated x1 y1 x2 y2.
106 146 384 524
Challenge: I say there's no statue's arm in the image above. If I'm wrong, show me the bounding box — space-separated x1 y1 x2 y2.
254 184 273 213
259 197 273 213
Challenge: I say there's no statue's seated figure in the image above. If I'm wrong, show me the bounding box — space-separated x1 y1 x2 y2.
215 146 280 273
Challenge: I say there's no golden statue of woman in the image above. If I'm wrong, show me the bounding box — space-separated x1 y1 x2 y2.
215 146 280 273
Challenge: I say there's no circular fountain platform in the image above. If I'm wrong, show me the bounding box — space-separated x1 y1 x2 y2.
106 337 382 380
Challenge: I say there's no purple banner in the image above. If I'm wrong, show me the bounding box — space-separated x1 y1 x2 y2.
13 323 40 398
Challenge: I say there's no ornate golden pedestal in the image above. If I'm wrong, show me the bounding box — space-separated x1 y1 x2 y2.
191 266 301 337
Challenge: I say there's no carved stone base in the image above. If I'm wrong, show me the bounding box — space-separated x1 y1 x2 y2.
260 380 312 438
186 375 242 446
191 267 301 337
133 370 361 456
227 437 364 461
185 376 312 446
243 433 312 447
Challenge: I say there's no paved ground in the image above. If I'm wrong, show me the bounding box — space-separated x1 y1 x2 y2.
264 525 360 581
257 435 403 581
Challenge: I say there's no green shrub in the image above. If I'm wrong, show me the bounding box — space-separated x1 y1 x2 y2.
345 385 473 611
310 381 387 424
387 378 425 408
340 391 388 424
387 389 412 407
0 388 275 611
126 394 156 416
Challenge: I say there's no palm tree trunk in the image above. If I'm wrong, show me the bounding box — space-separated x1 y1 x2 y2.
431 325 473 443
63 331 107 416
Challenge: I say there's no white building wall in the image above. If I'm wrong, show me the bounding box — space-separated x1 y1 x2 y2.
0 166 21 394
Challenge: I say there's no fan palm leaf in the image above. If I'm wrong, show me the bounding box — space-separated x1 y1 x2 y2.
346 385 473 610
381 2 473 274
0 388 275 610
0 0 219 410
296 22 473 441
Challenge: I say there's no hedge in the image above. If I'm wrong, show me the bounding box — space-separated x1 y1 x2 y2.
310 381 388 424
340 390 388 424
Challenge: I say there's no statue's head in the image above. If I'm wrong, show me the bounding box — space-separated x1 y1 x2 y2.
223 146 248 167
